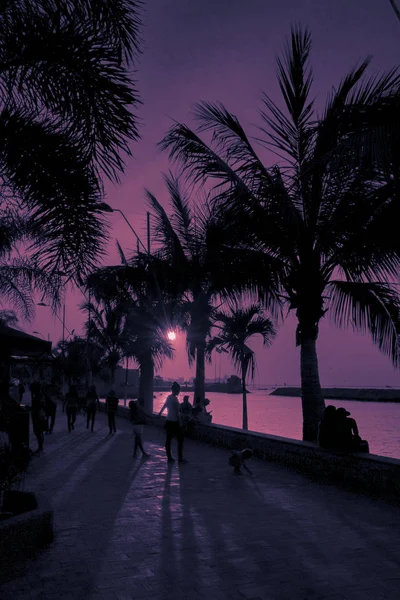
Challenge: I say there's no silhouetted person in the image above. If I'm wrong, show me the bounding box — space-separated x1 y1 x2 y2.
105 389 118 434
44 388 57 434
65 385 78 433
30 381 45 453
336 407 369 453
192 396 203 418
86 385 99 432
180 395 192 430
159 382 186 463
318 405 338 450
229 448 253 474
129 399 150 458
30 381 41 411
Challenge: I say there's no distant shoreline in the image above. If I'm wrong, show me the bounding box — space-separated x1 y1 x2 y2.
271 387 400 402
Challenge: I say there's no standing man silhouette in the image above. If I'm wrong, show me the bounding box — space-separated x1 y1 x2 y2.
159 382 187 463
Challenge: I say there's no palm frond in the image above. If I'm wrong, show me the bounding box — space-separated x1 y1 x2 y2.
145 189 187 265
328 280 400 367
260 25 314 169
162 172 195 258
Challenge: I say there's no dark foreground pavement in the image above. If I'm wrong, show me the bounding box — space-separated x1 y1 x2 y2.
1 408 399 600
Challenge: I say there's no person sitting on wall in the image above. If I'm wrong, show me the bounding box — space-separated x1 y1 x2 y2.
180 395 193 430
317 405 338 450
192 396 203 418
335 407 369 453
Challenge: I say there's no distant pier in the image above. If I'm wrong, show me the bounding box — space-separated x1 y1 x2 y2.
270 387 400 402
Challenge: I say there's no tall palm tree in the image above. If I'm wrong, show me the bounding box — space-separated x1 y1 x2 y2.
83 299 132 385
208 304 276 430
125 303 174 413
146 174 246 405
85 255 177 412
161 26 400 441
0 0 141 278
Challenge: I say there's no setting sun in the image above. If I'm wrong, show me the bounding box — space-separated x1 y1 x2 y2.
167 330 176 341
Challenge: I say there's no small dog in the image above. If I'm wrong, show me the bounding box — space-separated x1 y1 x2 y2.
228 448 253 474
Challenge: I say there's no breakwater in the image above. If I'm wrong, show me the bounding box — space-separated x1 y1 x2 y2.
271 387 400 402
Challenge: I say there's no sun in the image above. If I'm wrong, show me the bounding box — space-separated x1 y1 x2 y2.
167 330 176 341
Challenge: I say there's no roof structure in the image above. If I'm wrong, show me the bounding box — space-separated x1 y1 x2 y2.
0 325 52 357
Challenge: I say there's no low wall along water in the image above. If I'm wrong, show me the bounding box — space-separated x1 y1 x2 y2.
100 403 400 498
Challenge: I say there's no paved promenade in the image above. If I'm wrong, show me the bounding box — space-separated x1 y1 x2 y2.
1 409 400 600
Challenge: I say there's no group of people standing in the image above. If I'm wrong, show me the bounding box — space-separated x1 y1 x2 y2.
318 405 369 453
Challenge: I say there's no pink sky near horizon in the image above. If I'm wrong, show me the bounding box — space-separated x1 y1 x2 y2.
22 0 400 387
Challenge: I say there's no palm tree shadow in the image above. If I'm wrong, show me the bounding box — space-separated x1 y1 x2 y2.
0 420 148 594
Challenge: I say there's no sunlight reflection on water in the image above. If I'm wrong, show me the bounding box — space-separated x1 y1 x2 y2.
152 390 400 460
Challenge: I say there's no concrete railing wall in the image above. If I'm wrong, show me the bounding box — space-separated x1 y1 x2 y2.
100 403 400 497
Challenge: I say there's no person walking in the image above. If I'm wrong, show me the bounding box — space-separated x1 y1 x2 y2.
158 382 187 463
129 398 150 458
44 378 59 434
65 385 78 433
30 381 46 454
105 389 118 434
85 385 99 432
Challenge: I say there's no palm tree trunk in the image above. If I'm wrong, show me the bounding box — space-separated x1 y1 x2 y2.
110 366 116 387
300 327 325 441
138 352 154 415
241 362 248 430
194 342 206 405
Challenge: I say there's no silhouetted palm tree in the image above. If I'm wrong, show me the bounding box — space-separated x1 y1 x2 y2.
0 0 141 278
54 336 103 385
146 173 245 405
0 211 62 317
208 304 276 430
161 26 400 440
83 299 133 385
85 255 176 412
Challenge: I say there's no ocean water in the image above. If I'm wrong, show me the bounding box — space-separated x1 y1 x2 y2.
152 390 400 460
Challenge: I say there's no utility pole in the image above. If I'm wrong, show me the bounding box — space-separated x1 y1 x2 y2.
123 356 129 407
61 302 66 394
147 211 151 256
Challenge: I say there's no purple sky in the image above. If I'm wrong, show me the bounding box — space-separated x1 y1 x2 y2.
27 0 400 386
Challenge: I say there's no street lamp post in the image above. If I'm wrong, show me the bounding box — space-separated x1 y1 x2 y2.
37 299 70 394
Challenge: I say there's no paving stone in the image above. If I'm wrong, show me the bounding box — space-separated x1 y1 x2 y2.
1 411 399 599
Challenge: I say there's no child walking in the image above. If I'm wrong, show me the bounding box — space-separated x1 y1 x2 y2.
129 399 150 458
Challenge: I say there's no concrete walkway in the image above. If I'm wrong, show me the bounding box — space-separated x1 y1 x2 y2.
1 409 399 600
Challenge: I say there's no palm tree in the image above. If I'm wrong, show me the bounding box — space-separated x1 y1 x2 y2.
0 0 141 278
146 174 246 406
0 210 62 317
85 256 177 412
161 26 400 441
208 304 276 430
54 336 103 386
125 303 174 413
83 299 133 385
